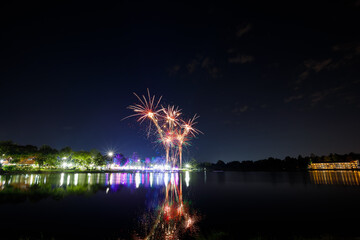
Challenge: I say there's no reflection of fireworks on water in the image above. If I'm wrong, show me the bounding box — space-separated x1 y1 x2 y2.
134 173 200 240
126 89 202 168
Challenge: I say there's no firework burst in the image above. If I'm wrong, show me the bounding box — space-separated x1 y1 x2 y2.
126 89 162 123
126 89 202 168
162 105 182 128
124 89 164 139
180 114 202 138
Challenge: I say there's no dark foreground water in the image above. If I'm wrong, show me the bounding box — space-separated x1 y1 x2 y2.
1 170 360 239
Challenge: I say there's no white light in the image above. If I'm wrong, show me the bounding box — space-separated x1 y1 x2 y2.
164 173 169 185
62 157 67 160
150 173 153 187
108 151 114 157
30 175 34 185
171 173 175 184
60 173 64 186
185 171 190 187
135 172 140 188
74 174 78 185
185 164 190 168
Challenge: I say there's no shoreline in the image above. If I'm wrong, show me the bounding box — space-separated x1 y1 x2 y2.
1 168 359 175
0 169 193 175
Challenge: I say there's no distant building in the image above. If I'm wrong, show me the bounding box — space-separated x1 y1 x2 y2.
113 154 127 166
308 160 359 170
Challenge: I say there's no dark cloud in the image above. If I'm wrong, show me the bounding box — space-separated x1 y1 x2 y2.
266 62 279 69
207 66 220 78
201 57 211 68
284 94 303 103
332 42 360 55
184 56 220 78
304 58 332 72
227 48 236 54
168 64 181 75
295 42 360 87
232 105 248 114
228 55 255 64
331 42 360 67
297 71 309 83
295 42 360 86
187 59 199 74
295 58 333 85
236 23 252 37
310 86 344 106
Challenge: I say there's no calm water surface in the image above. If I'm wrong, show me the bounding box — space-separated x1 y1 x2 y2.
1 171 360 239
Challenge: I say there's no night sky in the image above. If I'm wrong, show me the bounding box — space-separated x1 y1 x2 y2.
1 1 360 162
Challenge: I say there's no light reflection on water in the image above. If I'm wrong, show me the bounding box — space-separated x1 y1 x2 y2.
0 172 187 191
2 170 360 191
1 171 360 238
0 171 197 239
136 172 198 239
310 170 360 185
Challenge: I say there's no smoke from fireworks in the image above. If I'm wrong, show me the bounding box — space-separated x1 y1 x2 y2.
126 89 202 168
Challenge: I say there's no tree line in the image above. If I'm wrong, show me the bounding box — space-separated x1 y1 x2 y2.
199 152 360 171
0 141 110 169
2 140 359 171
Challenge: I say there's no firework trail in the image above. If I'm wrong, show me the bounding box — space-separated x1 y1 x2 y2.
162 105 182 165
177 114 202 168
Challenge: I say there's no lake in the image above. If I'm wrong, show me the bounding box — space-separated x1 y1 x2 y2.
1 170 360 239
